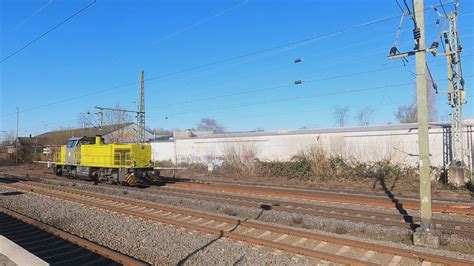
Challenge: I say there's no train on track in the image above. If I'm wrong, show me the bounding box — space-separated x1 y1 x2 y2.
54 135 156 186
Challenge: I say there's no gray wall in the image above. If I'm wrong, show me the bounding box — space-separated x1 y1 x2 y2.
151 122 474 168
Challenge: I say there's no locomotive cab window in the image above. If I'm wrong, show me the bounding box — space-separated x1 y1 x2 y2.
66 140 77 148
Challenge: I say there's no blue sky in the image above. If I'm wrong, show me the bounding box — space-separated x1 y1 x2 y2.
1 0 473 138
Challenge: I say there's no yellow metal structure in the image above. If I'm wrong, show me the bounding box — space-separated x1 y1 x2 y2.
54 137 152 169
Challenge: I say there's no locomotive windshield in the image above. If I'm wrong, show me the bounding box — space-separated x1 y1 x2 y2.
66 140 77 148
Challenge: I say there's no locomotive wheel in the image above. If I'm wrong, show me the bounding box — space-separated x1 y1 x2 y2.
55 167 63 176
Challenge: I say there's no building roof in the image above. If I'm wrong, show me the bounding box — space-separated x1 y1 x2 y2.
170 120 474 140
33 123 133 145
16 137 50 147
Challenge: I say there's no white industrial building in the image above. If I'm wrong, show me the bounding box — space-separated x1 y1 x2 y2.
150 121 474 170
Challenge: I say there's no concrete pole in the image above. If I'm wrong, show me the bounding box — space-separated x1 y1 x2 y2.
412 0 439 249
99 111 103 131
414 0 432 230
16 107 19 164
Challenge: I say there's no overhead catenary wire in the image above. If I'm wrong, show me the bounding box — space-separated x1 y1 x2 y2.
149 73 474 118
1 2 456 119
153 0 249 45
11 0 55 31
4 72 473 135
153 82 417 118
147 64 413 111
147 53 471 112
1 82 416 134
0 0 96 63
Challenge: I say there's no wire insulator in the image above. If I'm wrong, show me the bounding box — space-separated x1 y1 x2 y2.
413 27 421 40
389 46 398 56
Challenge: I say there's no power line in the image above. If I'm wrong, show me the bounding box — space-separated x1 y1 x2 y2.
0 0 96 63
153 82 416 118
7 72 473 134
149 54 465 111
153 0 249 45
1 1 458 119
151 73 473 118
0 81 136 118
2 12 399 118
148 65 411 111
11 0 55 31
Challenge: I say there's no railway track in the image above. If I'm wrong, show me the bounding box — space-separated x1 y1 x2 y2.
146 186 474 238
4 182 473 266
161 176 473 203
167 182 474 216
0 206 146 266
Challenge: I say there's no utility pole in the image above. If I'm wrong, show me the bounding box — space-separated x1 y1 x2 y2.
412 0 440 248
137 70 145 144
388 0 439 248
441 8 467 185
99 110 104 130
16 107 19 164
413 0 433 235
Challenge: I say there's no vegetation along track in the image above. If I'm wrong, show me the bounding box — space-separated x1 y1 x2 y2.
147 186 474 238
167 183 474 216
0 206 146 266
3 182 473 266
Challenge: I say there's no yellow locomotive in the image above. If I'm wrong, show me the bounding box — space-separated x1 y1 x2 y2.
54 135 155 185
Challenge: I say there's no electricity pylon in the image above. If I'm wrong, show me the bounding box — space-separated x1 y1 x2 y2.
137 70 145 145
431 2 467 185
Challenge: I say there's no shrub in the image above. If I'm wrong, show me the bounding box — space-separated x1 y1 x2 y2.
256 159 312 179
154 160 175 167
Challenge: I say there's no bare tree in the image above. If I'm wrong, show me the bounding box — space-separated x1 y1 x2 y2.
103 105 132 127
77 112 99 128
394 77 438 123
356 107 374 126
395 104 417 123
333 106 350 127
76 105 133 143
1 131 15 144
151 128 173 136
196 118 225 133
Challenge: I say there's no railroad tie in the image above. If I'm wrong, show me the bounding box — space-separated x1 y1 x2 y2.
243 228 255 234
176 216 192 222
257 231 271 238
361 250 375 261
201 220 215 226
273 234 288 242
294 238 308 246
335 246 351 256
315 241 327 249
215 222 228 228
388 255 402 266
191 218 203 223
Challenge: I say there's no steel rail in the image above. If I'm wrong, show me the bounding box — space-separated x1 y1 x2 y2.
8 183 371 265
168 183 474 216
149 186 474 236
12 182 473 266
0 206 147 266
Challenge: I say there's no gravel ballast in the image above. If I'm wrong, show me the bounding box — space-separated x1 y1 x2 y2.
0 186 322 265
34 177 474 255
2 177 473 263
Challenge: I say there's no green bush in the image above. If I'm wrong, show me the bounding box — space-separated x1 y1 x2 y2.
256 159 312 179
252 152 416 180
